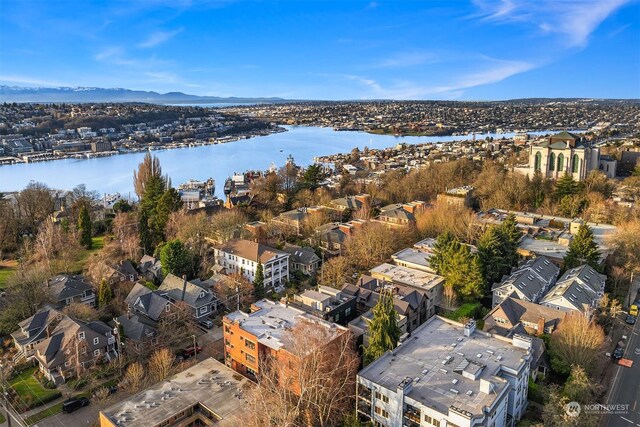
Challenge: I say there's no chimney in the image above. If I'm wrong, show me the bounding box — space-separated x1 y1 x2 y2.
355 193 371 207
338 224 352 236
181 275 188 302
537 317 545 336
463 319 476 337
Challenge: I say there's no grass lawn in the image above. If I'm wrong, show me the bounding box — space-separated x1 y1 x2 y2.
24 402 63 426
9 367 61 406
67 235 106 273
0 260 18 289
443 302 483 322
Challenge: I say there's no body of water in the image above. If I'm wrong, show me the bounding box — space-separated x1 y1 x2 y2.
0 126 560 198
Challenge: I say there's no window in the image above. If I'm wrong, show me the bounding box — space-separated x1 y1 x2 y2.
557 153 564 171
245 339 256 350
245 353 256 363
165 304 170 312
93 337 99 345
64 360 70 367
548 153 555 170
374 406 389 418
199 306 208 314
345 307 352 316
81 347 87 354
78 332 85 340
534 152 542 171
375 392 389 403
94 349 100 357
572 154 580 173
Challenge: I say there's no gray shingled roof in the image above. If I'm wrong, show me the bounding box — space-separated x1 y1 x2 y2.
158 274 217 308
47 275 93 302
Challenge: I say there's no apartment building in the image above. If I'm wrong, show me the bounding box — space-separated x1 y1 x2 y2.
539 264 606 314
357 317 532 427
223 299 348 380
99 358 249 427
214 239 290 291
370 263 445 318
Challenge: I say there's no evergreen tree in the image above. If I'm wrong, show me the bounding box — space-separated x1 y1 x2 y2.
554 173 580 200
500 214 522 265
153 188 183 240
431 232 484 301
77 205 92 249
158 239 192 278
253 262 265 300
364 288 401 365
564 224 601 270
97 279 112 308
477 227 510 289
429 232 458 275
299 164 324 190
139 210 152 255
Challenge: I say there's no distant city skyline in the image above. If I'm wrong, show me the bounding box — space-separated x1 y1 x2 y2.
1 0 638 100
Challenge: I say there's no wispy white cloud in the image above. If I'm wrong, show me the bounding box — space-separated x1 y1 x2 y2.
471 0 631 47
320 56 535 99
138 28 184 48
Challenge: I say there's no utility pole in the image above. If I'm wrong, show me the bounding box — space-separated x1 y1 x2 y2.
0 362 12 427
192 334 197 360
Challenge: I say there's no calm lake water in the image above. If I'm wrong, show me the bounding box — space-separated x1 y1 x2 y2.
0 126 555 198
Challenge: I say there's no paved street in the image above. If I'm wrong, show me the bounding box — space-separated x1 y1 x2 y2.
602 316 640 427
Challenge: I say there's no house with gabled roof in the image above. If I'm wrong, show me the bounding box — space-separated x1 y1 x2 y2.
213 239 290 291
138 255 163 283
281 244 321 275
158 274 219 319
46 275 96 308
483 297 566 337
539 264 606 314
492 256 559 308
32 315 116 385
11 308 65 363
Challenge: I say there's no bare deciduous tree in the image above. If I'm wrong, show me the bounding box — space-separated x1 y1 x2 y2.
121 361 146 393
318 256 352 289
244 320 359 427
550 312 605 375
134 153 166 198
415 202 479 244
148 347 175 383
344 222 408 270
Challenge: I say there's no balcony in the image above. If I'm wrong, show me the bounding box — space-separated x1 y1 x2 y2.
357 400 371 416
403 408 420 427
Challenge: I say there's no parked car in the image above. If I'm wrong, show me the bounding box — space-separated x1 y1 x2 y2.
626 314 637 325
612 345 624 360
199 319 214 329
62 397 90 414
176 345 203 362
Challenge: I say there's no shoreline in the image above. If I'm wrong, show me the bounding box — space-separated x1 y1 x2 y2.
0 126 288 167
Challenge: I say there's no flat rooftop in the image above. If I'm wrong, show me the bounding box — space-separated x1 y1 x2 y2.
359 316 530 416
370 263 444 291
100 358 249 427
225 299 345 351
391 248 433 271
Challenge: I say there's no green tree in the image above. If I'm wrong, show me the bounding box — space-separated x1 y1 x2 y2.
431 232 484 301
554 173 580 200
97 279 112 308
477 227 510 289
364 289 401 365
158 239 192 278
500 214 521 265
299 164 324 190
564 224 601 270
113 199 132 213
153 188 183 239
139 209 152 255
77 205 93 249
253 262 265 300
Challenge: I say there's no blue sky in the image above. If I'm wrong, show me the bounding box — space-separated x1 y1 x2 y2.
1 0 638 100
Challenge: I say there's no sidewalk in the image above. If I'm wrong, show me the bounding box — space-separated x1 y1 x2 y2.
21 396 67 419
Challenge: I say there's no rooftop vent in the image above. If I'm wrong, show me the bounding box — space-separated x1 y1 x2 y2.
466 390 474 396
452 379 459 385
450 388 459 395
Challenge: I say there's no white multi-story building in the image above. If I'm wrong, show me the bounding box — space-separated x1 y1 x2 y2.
213 239 290 291
515 131 615 181
357 317 532 427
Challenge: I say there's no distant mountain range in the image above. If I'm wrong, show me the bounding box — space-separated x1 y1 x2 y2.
0 85 287 104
